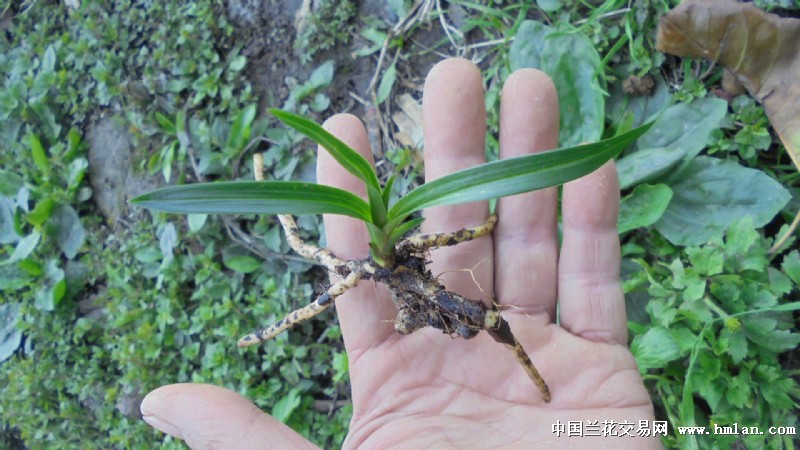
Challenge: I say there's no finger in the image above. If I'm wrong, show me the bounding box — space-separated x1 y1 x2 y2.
495 69 559 320
140 384 318 450
316 114 396 352
422 58 492 301
558 161 628 345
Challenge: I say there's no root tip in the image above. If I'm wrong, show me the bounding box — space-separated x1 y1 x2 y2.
237 335 259 348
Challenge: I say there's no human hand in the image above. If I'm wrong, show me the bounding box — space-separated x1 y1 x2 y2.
141 58 660 449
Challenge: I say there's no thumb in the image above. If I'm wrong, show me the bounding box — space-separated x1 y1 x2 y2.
140 383 319 450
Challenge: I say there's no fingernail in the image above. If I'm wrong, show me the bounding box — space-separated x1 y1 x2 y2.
142 414 184 440
141 389 184 440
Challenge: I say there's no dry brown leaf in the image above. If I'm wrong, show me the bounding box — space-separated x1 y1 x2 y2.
392 94 424 149
656 0 800 250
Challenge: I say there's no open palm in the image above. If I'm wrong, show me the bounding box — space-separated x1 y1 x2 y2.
141 59 659 449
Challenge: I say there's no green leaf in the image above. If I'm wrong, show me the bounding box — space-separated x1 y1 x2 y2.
631 326 682 371
686 246 724 276
271 388 302 423
28 197 57 227
227 104 257 153
743 316 800 353
637 98 728 157
616 147 685 190
34 259 65 311
0 197 19 244
229 55 247 72
0 170 24 196
617 98 728 188
618 183 673 233
389 123 651 220
367 186 387 228
41 44 56 73
45 205 85 259
721 327 748 364
271 109 380 193
388 217 424 242
132 181 372 222
365 222 388 255
187 214 208 232
1 231 40 266
782 250 800 284
536 0 562 12
29 132 50 175
308 60 335 88
724 374 751 409
155 112 176 135
385 217 425 251
0 302 22 363
376 62 396 105
607 76 671 129
158 223 178 263
223 254 262 274
655 156 790 246
67 158 89 191
510 21 604 146
509 21 547 69
382 174 396 208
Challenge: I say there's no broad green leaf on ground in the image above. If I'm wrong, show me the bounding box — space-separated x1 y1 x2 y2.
224 254 262 273
619 183 673 233
636 98 728 156
631 326 683 371
0 302 22 363
271 109 380 193
132 181 372 222
617 146 685 190
44 205 85 259
223 246 262 274
509 21 604 147
655 156 791 245
389 123 651 220
1 231 40 266
617 98 728 189
607 74 671 129
34 259 65 311
0 197 19 244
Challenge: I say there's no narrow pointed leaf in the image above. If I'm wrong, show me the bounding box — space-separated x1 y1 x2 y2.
132 181 371 221
271 109 380 192
382 174 396 208
387 217 425 247
366 185 387 228
389 123 652 220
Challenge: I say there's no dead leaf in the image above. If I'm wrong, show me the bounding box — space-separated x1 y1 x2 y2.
656 0 800 251
392 94 424 149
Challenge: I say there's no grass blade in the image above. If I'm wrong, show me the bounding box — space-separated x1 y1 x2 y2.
132 181 371 221
389 123 652 219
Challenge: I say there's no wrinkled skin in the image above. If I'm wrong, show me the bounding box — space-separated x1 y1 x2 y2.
140 58 660 449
